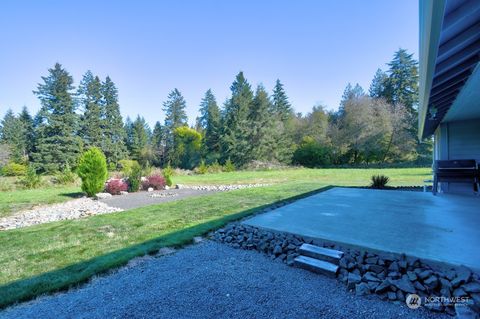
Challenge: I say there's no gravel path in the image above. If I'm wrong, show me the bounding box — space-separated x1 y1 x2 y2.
0 241 447 319
98 188 216 210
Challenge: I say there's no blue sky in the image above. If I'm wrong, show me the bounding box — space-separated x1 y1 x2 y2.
0 0 418 127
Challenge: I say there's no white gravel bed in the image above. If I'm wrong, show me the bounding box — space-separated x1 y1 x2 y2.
0 198 123 231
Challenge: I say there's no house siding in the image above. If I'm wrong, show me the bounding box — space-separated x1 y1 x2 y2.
434 119 480 194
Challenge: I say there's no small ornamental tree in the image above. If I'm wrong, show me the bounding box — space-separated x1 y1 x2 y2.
77 147 108 197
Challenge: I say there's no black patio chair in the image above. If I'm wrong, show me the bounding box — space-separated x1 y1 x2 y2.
432 159 479 195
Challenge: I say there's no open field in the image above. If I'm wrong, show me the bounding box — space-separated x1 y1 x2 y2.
0 168 430 307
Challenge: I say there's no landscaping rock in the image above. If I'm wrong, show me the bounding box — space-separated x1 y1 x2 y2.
347 273 362 290
95 192 112 199
391 276 416 293
463 281 480 293
355 282 370 296
0 198 123 230
423 275 439 290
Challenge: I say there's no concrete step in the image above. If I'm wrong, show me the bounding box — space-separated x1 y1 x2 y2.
299 243 344 265
294 255 339 278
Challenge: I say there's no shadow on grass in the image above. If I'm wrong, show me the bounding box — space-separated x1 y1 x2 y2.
59 192 84 199
0 186 332 309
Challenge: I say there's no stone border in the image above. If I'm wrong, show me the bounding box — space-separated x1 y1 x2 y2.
212 223 480 316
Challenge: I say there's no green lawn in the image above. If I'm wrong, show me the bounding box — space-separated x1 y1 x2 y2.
0 167 431 307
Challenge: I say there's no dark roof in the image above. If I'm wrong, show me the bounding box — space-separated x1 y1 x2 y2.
422 0 480 138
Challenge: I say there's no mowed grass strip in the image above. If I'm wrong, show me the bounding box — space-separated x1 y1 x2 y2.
0 168 430 307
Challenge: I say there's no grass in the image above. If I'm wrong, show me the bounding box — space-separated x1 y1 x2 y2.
0 167 431 307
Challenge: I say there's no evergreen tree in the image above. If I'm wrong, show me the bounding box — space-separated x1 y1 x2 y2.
78 71 104 148
337 83 366 119
102 76 127 166
383 49 419 114
248 85 276 161
33 63 81 172
0 109 27 162
19 106 35 156
221 72 253 166
151 121 165 166
271 79 295 163
369 69 388 98
163 88 188 164
271 79 293 122
198 89 221 162
129 115 150 163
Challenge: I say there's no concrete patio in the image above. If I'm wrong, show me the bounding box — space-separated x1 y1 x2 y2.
244 187 480 271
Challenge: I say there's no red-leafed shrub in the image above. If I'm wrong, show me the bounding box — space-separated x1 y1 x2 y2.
105 179 128 195
142 174 166 190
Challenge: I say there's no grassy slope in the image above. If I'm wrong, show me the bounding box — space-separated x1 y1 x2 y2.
0 168 430 307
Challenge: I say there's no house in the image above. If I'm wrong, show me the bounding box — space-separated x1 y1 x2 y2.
418 0 480 193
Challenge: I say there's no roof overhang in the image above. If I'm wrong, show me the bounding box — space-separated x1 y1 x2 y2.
418 0 480 139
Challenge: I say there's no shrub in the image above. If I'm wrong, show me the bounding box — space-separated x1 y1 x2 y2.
292 137 332 168
196 160 208 174
163 163 174 187
223 158 235 172
105 179 128 195
0 178 14 191
118 159 139 177
18 165 42 189
77 147 108 197
208 161 223 173
371 175 390 189
1 162 27 176
142 174 166 190
53 164 77 185
127 162 142 192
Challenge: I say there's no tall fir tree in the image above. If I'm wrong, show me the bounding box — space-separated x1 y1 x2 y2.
19 106 35 157
198 89 221 162
128 115 150 163
271 79 293 122
0 109 27 162
102 76 127 166
78 71 104 148
248 85 276 161
151 121 165 166
369 69 388 98
271 79 294 162
221 72 253 166
383 49 419 114
337 83 366 119
33 63 82 172
162 88 188 164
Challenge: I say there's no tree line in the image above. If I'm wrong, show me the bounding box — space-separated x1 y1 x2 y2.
0 48 430 173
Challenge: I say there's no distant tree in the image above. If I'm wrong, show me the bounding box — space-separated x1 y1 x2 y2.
337 83 366 119
198 89 221 162
151 121 165 166
383 48 419 114
128 115 151 165
0 109 27 162
163 89 188 164
369 69 388 98
102 76 128 166
32 63 82 172
173 126 202 169
19 106 35 157
221 72 253 166
271 79 293 122
78 71 104 148
248 85 276 161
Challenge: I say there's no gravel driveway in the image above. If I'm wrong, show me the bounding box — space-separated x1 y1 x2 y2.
0 241 447 319
99 188 215 210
